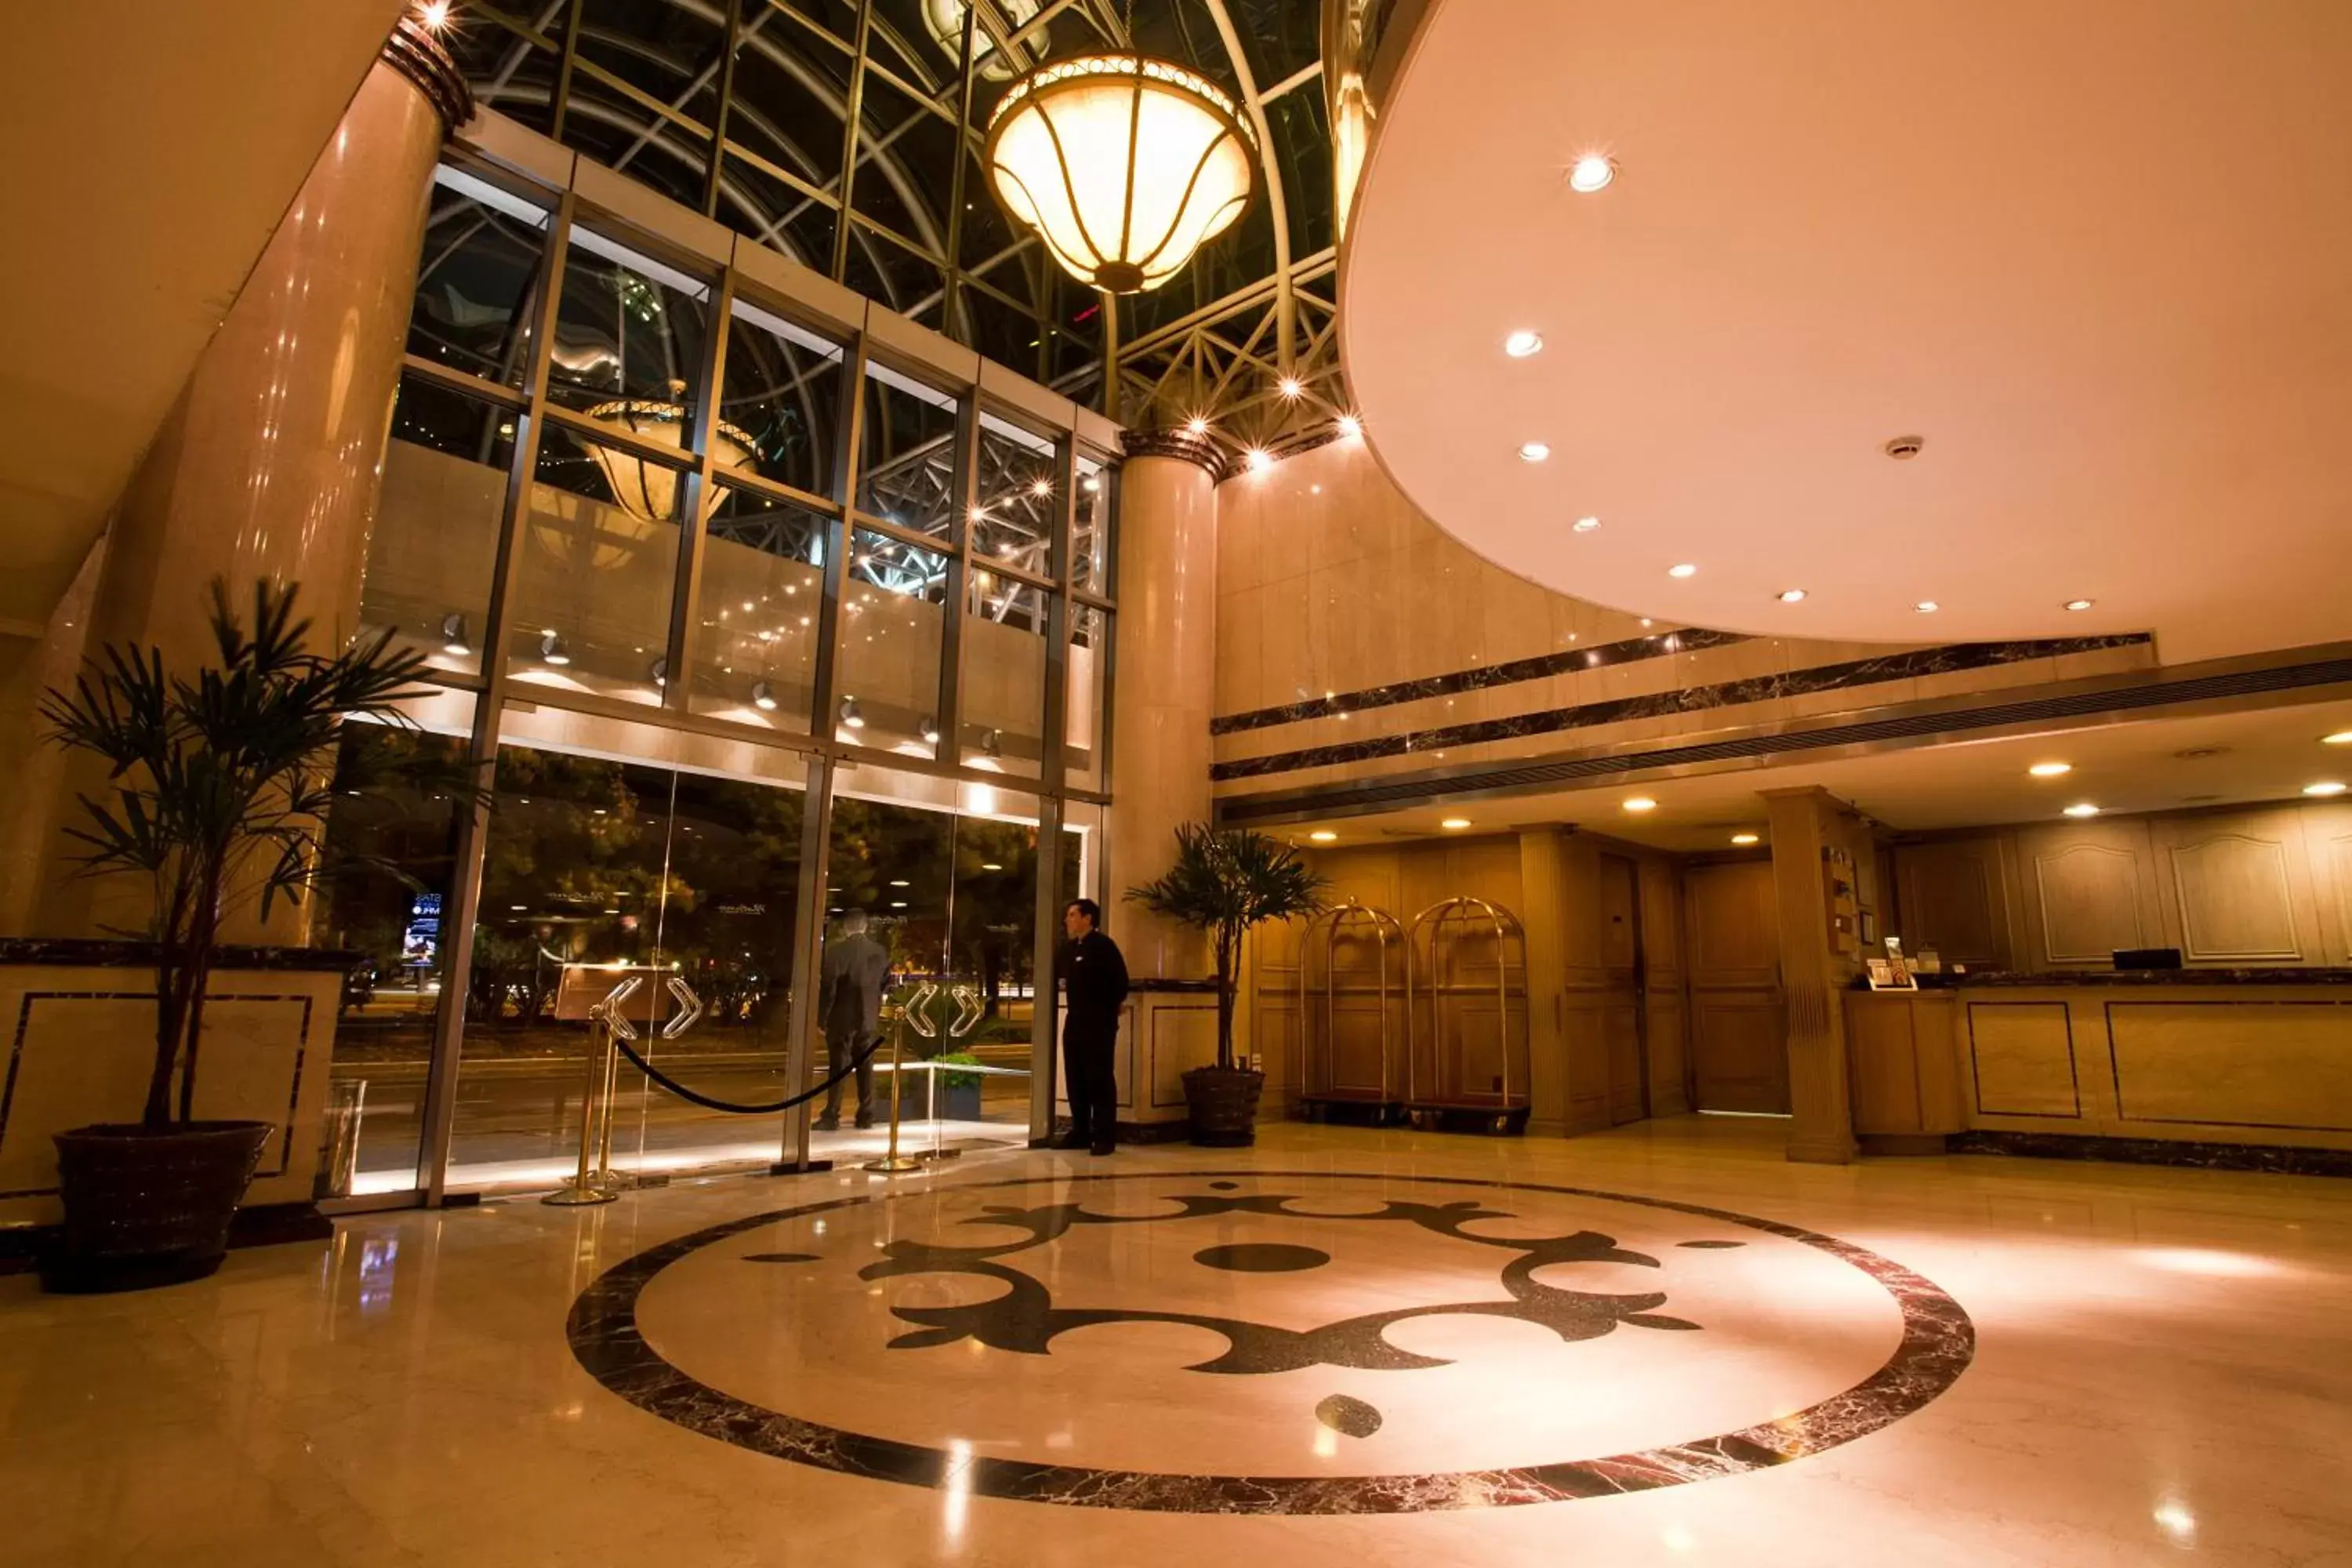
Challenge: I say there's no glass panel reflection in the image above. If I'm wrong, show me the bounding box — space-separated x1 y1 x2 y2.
691 484 828 731
837 526 946 755
963 576 1046 779
506 436 682 706
722 298 845 499
1073 451 1111 595
857 360 958 543
1065 601 1109 792
366 375 515 679
973 410 1057 575
409 165 548 388
548 227 713 417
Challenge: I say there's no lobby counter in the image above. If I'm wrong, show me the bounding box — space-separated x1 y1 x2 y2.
1846 971 2352 1159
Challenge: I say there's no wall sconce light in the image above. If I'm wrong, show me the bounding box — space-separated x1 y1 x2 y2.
918 713 942 745
839 695 866 728
648 656 668 688
982 728 1004 758
439 612 471 656
538 630 571 666
753 681 779 711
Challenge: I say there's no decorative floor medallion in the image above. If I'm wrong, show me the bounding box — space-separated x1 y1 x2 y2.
568 1171 1974 1514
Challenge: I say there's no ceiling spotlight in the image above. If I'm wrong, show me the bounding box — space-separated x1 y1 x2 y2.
2063 598 2095 612
537 630 571 666
1776 588 1807 603
1519 441 1550 463
2028 761 2072 777
439 612 472 657
2063 802 2101 818
1029 478 1051 498
1182 416 1210 438
1244 448 1272 474
1572 516 1601 532
1277 376 1304 399
1567 154 1616 194
1667 563 1697 579
918 713 942 745
2323 731 2352 746
1308 830 1338 843
1335 413 1363 440
889 880 911 888
1623 797 1657 813
968 505 989 524
1504 330 1544 358
417 0 452 31
1730 832 1761 846
752 681 779 711
1081 475 1101 492
980 862 1003 872
838 695 865 728
648 656 668 688
1913 601 1940 614
1439 817 1472 830
2306 782 2348 797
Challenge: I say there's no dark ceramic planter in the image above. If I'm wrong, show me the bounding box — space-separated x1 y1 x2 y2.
44 1120 274 1294
1181 1065 1265 1147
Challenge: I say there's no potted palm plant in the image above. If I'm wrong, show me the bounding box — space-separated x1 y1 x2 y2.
1127 823 1325 1146
38 579 434 1292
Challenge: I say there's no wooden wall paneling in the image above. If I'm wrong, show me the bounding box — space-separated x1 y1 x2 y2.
1893 836 2013 969
1965 1000 2082 1118
1514 828 1576 1135
1763 788 1859 1161
2106 1000 2352 1133
1683 860 1781 986
1682 855 1788 1115
2148 808 2321 965
1686 994 1791 1114
2017 818 2162 967
2301 800 2352 962
1639 857 1691 1115
1844 993 1925 1134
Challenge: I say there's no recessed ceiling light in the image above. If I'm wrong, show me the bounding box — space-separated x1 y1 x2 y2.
1308 829 1338 842
1244 448 1272 473
2324 731 2352 746
1439 817 1472 830
1776 588 1807 603
1572 516 1601 532
1913 601 1940 613
1336 413 1363 440
1567 154 1615 194
889 879 910 887
2305 782 2347 797
1182 416 1210 437
2063 803 2101 818
1623 797 1657 813
1519 441 1551 463
2028 761 2072 777
1667 563 1697 579
2063 598 2095 612
1504 330 1544 358
1730 832 1760 846
1277 376 1303 399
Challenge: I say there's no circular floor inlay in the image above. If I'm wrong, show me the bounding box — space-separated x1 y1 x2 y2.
568 1171 1974 1515
1194 1241 1331 1272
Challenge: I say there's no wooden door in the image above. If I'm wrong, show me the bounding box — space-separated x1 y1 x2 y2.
1682 859 1790 1113
1599 853 1648 1123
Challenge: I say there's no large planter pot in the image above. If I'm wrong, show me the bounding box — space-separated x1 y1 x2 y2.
43 1120 274 1294
1181 1065 1265 1148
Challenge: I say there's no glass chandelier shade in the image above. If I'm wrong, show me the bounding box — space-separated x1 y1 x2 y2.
579 401 760 526
984 53 1258 294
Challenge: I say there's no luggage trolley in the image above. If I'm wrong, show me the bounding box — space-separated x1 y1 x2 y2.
1405 896 1531 1134
1298 900 1408 1124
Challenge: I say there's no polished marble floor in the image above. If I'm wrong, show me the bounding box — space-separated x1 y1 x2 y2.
4 1116 2349 1565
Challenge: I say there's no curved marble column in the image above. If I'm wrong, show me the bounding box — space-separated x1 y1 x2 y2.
1105 443 1222 980
36 32 462 941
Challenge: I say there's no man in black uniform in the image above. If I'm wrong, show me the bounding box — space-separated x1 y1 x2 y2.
815 910 890 1131
1056 898 1129 1155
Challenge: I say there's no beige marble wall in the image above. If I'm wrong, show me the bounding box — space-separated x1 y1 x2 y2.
30 61 445 942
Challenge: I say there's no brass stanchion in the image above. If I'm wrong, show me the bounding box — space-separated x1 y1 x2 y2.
543 1005 621 1206
862 1026 923 1174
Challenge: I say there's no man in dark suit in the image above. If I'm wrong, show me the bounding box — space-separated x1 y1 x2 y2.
815 910 890 1131
1056 898 1130 1155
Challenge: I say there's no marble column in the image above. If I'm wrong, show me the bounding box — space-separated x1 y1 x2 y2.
33 20 469 940
1762 786 1860 1164
1105 438 1223 980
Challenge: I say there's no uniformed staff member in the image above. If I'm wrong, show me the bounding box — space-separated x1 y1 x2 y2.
815 910 889 1131
1055 898 1129 1155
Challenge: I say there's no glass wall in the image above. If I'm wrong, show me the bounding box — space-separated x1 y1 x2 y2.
334 146 1118 1202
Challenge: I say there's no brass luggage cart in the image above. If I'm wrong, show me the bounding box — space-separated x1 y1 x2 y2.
1406 896 1530 1134
1298 900 1407 1124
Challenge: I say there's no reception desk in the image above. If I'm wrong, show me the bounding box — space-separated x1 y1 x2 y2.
1845 971 2352 1164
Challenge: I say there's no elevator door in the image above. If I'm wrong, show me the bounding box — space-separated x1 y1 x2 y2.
1599 853 1648 1123
1681 859 1790 1114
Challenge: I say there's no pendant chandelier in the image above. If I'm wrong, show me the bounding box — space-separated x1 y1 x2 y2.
985 49 1258 294
582 384 759 526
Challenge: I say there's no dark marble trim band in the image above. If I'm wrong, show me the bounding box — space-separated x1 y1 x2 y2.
1214 635 2150 782
1952 1130 2352 1178
382 15 474 133
0 938 362 973
566 1169 1974 1514
1121 428 1231 482
1127 977 1222 993
1214 627 1748 736
1915 967 2352 987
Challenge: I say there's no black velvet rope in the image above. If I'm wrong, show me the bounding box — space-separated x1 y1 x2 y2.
606 1030 887 1116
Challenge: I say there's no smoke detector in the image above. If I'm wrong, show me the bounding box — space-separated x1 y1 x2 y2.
1883 435 1926 460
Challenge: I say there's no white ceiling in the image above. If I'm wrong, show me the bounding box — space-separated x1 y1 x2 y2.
1341 0 2352 665
1286 697 2352 855
0 1 408 633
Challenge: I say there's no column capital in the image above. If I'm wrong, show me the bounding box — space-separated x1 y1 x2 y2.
1120 427 1232 483
382 11 474 135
